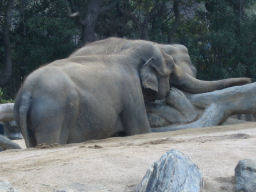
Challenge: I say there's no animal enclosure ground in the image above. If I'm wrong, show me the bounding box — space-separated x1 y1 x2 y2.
1 123 256 192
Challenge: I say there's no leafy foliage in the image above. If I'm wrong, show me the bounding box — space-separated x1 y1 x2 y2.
0 88 13 103
0 0 255 99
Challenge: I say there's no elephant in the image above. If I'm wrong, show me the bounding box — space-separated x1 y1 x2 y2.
14 38 174 147
14 37 251 147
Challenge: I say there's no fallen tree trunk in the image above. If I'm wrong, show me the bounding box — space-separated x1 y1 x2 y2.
188 82 256 110
0 135 21 151
0 103 14 122
152 82 256 132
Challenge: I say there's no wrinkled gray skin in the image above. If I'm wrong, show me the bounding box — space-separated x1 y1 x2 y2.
15 38 173 147
14 38 251 147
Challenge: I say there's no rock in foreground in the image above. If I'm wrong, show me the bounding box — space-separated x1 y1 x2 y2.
0 180 17 192
136 149 203 192
235 159 256 192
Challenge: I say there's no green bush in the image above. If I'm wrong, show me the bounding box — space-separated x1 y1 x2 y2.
0 88 14 103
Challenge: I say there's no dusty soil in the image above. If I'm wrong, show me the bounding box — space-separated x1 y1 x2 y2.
1 123 256 192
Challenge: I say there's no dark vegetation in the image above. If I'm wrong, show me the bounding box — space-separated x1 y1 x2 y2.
0 0 255 99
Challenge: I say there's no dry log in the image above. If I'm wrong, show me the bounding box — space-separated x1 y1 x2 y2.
152 82 256 131
0 135 21 151
0 103 14 122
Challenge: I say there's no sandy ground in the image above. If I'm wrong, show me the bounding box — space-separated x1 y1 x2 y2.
0 123 256 192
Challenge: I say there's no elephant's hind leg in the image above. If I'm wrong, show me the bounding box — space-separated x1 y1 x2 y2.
29 96 69 146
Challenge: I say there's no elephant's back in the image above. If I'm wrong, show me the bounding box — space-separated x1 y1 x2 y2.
69 37 129 57
22 66 70 93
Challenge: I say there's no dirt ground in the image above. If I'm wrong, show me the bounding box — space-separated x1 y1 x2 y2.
0 123 256 192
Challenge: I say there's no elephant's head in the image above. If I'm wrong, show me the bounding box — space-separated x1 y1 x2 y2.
140 50 174 101
155 43 251 94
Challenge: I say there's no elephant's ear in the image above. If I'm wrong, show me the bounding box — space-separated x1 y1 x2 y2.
140 58 158 93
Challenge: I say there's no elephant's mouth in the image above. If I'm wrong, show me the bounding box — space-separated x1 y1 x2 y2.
142 88 158 102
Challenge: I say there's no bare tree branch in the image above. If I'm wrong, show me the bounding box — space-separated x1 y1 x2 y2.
168 0 180 43
117 3 140 31
0 0 14 86
65 0 79 17
100 0 119 13
0 103 14 122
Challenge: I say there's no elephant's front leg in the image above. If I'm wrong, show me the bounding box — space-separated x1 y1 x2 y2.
120 90 151 136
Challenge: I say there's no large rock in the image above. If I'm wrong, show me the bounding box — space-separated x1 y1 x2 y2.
136 149 203 192
0 181 17 192
235 159 256 192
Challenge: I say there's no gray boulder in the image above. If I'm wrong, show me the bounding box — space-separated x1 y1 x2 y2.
235 159 256 192
136 149 203 192
0 181 17 192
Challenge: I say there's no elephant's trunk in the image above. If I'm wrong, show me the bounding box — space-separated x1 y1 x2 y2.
171 64 252 94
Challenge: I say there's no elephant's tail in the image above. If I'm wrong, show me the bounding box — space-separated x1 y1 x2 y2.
17 91 33 147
